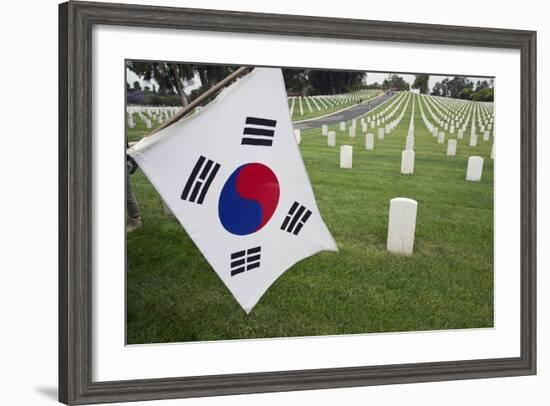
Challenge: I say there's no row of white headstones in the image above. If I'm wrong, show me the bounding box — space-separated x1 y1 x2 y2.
126 88 379 129
294 92 493 180
288 89 379 117
126 106 183 130
293 91 494 255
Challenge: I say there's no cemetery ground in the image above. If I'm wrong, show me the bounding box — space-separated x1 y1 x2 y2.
126 96 494 344
127 118 152 143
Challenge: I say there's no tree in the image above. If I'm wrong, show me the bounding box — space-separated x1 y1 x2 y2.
439 78 450 97
431 81 443 96
367 82 382 90
126 82 131 91
412 74 429 94
445 76 473 98
460 87 474 100
132 81 141 92
382 74 409 91
184 65 239 105
127 61 194 106
193 64 238 90
127 62 244 106
475 80 490 92
306 70 365 95
473 87 494 102
282 69 308 93
430 76 493 101
158 82 168 96
480 87 494 101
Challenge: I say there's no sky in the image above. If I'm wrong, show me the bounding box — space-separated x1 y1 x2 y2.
126 67 493 95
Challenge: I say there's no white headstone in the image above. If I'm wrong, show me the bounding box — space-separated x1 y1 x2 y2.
408 128 414 138
447 139 457 156
400 150 415 174
491 143 495 159
378 127 385 140
294 129 301 144
483 130 490 141
340 145 353 169
450 125 455 134
349 126 356 138
438 131 445 144
457 129 464 139
469 133 478 147
466 156 483 181
362 123 367 133
327 131 336 147
339 121 346 131
322 124 328 136
387 198 417 256
365 133 374 150
370 121 376 128
405 135 414 151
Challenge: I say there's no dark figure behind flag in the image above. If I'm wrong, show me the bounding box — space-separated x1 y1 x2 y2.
126 142 142 232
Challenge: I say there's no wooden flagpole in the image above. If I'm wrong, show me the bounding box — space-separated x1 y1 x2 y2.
146 66 251 136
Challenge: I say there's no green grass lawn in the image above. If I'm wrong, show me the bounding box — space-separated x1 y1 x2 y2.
126 94 494 345
127 118 154 143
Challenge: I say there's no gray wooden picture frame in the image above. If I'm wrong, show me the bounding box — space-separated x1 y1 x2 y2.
59 1 537 404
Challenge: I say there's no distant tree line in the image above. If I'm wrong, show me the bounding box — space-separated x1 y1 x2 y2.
381 74 410 91
126 62 494 106
283 70 414 94
431 77 494 101
127 64 370 106
126 62 238 106
283 69 366 95
363 75 410 91
411 74 494 102
126 81 181 106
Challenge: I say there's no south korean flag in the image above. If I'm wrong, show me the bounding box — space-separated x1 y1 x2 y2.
129 67 338 313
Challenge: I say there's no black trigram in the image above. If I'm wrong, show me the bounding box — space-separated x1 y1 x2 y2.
280 202 312 236
241 116 277 147
230 246 261 277
181 155 220 204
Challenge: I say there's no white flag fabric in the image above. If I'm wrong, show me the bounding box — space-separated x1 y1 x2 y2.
129 67 337 313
